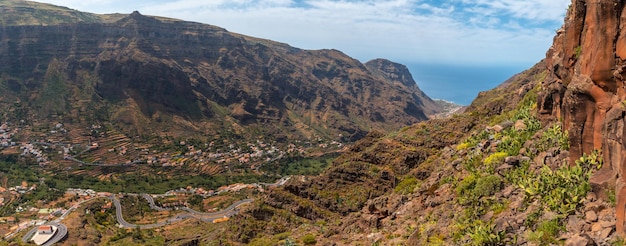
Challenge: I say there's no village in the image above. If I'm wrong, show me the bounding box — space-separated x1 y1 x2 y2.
1 174 290 242
0 121 344 173
0 120 312 244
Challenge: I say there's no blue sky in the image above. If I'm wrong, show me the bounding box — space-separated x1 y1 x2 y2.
34 0 570 104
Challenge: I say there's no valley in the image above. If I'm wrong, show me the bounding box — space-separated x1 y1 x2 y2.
3 0 626 245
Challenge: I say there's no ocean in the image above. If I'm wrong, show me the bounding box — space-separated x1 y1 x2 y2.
405 63 531 105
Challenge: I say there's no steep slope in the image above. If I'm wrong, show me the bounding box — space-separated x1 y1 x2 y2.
364 59 442 116
223 0 626 241
223 62 556 245
0 2 441 144
538 0 626 235
0 0 101 25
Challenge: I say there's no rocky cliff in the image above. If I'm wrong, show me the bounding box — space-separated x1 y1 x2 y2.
538 0 626 234
0 1 442 144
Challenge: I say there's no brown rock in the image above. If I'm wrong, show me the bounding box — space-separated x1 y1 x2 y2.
537 0 626 236
542 211 559 221
564 234 596 246
567 215 586 233
534 152 548 166
492 125 504 133
585 211 598 223
514 120 526 131
586 192 597 203
600 220 615 228
599 227 614 239
584 201 604 213
518 147 528 156
591 223 603 233
501 185 516 198
504 156 521 166
481 211 494 221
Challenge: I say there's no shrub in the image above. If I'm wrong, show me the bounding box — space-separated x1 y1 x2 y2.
249 237 275 246
576 150 603 170
537 123 569 152
483 152 508 172
483 152 508 165
574 45 582 59
456 142 471 151
466 220 505 246
456 174 502 205
528 219 562 244
395 177 419 194
273 232 291 241
518 151 601 216
458 131 490 151
302 234 317 245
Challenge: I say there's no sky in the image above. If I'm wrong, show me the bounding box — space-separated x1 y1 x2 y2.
34 0 570 104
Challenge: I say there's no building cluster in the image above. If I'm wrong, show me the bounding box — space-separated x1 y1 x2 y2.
19 143 49 164
3 181 37 196
65 188 97 197
164 186 215 197
216 183 263 193
2 120 347 174
65 188 112 198
143 139 303 170
36 208 64 220
0 123 16 148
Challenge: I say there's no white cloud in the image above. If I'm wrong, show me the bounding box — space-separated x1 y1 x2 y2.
31 0 570 66
461 0 569 22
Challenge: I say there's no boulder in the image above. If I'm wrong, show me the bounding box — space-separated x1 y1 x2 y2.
564 234 596 246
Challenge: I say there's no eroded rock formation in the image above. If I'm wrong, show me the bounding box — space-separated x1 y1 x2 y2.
538 0 626 234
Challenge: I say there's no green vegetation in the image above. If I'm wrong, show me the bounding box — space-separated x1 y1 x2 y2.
527 219 562 244
0 0 102 26
574 45 583 59
496 106 542 156
518 155 599 215
0 153 276 196
465 220 505 246
59 170 274 194
263 156 336 176
450 86 596 244
537 123 569 152
301 233 317 245
120 196 152 223
37 59 69 115
107 227 165 245
395 176 419 194
249 237 275 246
456 174 502 206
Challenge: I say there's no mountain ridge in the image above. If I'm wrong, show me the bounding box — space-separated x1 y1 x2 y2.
0 2 445 145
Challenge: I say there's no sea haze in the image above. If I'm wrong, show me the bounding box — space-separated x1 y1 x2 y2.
406 63 528 105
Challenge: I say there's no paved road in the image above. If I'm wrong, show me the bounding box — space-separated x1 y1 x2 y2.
109 195 252 229
21 225 38 243
141 194 168 212
22 222 68 246
42 222 67 246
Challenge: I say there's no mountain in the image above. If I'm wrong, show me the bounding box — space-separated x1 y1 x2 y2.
0 0 443 146
216 0 626 245
8 0 625 245
538 0 626 236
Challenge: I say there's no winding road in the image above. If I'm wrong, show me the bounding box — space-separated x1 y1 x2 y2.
21 222 67 246
22 195 252 244
109 195 253 229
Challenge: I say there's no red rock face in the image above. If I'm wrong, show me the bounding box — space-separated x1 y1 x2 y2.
539 0 626 234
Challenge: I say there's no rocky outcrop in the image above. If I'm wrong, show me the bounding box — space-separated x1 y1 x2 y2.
538 0 626 234
364 59 441 116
